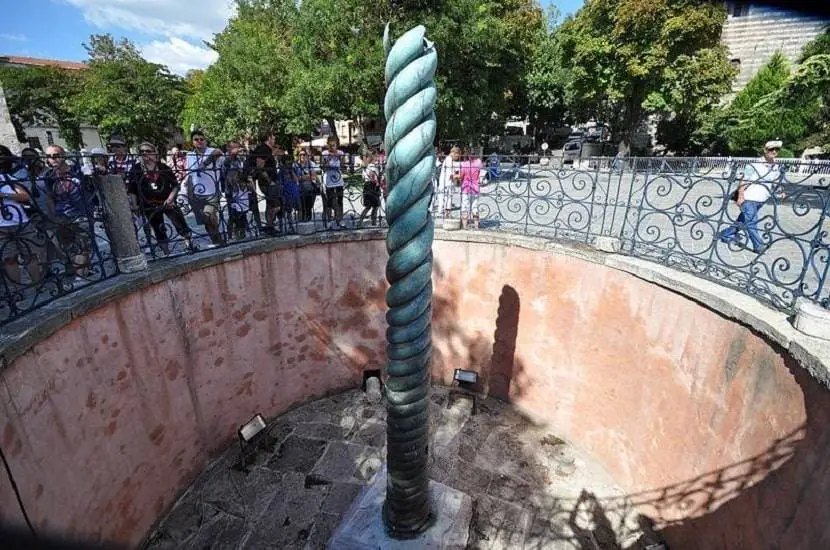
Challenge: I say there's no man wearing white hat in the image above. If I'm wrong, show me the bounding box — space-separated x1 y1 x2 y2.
719 139 785 255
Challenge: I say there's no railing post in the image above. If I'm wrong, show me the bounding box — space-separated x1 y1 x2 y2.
97 174 147 273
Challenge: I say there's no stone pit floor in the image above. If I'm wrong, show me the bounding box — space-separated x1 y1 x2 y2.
143 386 662 549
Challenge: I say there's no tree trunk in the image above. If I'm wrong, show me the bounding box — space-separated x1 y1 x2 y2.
326 117 337 141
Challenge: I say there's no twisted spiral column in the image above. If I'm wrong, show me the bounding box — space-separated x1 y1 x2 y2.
381 24 438 538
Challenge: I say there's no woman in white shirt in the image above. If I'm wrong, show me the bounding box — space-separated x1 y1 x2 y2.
0 145 45 284
435 146 462 219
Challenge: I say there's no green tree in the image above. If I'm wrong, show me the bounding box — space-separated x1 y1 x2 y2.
756 53 830 153
181 0 544 147
74 34 186 147
0 66 84 149
720 52 819 155
799 29 830 63
181 0 297 144
285 0 385 137
557 0 732 151
523 6 570 143
649 47 736 154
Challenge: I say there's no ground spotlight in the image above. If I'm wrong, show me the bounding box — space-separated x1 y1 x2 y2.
447 369 479 415
233 413 274 472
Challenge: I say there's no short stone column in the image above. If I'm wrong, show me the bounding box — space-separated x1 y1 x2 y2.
794 298 830 340
97 174 147 273
593 235 621 253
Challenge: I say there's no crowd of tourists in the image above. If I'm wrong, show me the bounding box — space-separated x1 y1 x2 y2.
0 130 493 289
0 129 790 296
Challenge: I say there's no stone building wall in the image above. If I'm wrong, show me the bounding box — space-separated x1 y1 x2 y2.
0 86 23 154
722 4 829 92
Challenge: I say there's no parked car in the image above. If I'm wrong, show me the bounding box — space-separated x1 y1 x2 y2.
562 140 582 165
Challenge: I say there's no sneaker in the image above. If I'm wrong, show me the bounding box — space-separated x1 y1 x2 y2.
754 245 769 255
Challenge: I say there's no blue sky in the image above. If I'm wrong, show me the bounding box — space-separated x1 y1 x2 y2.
0 0 584 75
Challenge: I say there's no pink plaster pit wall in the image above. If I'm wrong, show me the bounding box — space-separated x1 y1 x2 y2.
2 237 830 548
429 240 830 549
0 239 389 546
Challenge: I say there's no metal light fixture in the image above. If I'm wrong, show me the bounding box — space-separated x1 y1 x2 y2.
239 414 267 443
453 369 478 385
233 413 272 472
447 369 479 415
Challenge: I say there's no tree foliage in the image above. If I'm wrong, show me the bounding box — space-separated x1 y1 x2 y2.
182 0 544 145
181 0 296 144
710 52 819 156
74 34 186 147
0 65 84 149
557 0 733 151
525 7 571 141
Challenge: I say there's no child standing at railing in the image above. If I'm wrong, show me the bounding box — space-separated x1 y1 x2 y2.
460 156 483 229
357 152 382 228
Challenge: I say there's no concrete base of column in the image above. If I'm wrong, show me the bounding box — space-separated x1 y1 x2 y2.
117 254 148 274
327 465 472 550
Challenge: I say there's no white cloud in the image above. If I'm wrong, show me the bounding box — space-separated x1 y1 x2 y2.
64 0 235 42
141 37 218 75
0 33 29 42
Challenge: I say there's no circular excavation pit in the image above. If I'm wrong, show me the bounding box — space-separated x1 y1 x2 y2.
1 232 829 549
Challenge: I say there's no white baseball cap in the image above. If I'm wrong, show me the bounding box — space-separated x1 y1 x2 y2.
764 140 783 150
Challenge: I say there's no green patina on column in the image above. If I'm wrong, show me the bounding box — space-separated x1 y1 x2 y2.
381 24 438 538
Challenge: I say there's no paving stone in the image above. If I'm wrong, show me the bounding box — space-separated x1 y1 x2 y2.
311 441 382 484
240 471 329 550
446 459 492 496
149 499 236 547
150 386 639 550
322 482 364 515
350 420 386 448
184 507 246 550
487 474 534 504
198 465 283 518
268 422 295 447
266 436 329 474
294 422 349 441
428 452 453 484
468 495 533 550
304 512 343 550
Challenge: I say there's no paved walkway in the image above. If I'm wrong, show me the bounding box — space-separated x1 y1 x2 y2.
144 387 663 550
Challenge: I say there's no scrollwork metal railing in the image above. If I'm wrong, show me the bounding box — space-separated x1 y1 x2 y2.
3 150 829 326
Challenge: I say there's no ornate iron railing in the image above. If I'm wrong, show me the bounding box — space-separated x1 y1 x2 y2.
440 154 830 311
2 151 829 326
0 154 118 325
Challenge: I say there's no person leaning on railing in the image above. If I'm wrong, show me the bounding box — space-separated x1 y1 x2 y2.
357 151 382 228
321 136 346 229
106 134 137 178
0 145 46 285
127 142 195 255
185 129 225 247
249 144 283 235
719 140 787 255
42 145 94 279
276 147 299 232
222 140 252 241
294 148 319 223
436 146 462 219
